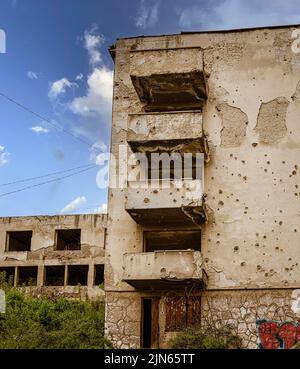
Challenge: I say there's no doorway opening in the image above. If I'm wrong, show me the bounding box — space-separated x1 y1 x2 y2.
141 298 159 348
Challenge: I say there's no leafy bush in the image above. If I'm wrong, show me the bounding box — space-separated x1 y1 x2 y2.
0 282 112 349
168 325 242 349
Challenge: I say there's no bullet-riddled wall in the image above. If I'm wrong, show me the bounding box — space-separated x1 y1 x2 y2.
106 25 300 349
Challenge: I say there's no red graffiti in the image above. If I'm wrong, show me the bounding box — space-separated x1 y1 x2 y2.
257 320 300 349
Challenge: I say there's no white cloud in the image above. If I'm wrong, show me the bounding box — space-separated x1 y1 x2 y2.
70 67 113 117
76 73 84 81
61 196 87 213
84 25 104 66
136 0 160 29
90 141 108 162
178 0 300 30
94 203 107 214
48 77 75 99
0 145 10 166
27 71 39 80
30 125 49 134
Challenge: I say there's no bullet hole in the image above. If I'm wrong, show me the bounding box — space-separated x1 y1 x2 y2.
245 207 248 210
160 268 166 273
295 229 297 233
211 177 215 180
282 161 286 164
295 193 298 196
236 199 240 202
144 198 150 203
265 273 269 277
256 233 259 237
234 157 238 160
252 143 258 147
292 170 297 175
296 185 299 189
230 154 233 158
216 241 220 245
257 265 262 271
241 160 245 164
173 199 177 203
285 267 289 272
255 243 260 247
267 161 270 165
219 189 223 194
275 247 279 251
279 221 283 226
264 169 268 172
241 262 246 267
243 176 247 181
204 258 209 263
234 246 239 252
295 165 298 170
153 189 158 194
217 233 220 236
263 235 267 239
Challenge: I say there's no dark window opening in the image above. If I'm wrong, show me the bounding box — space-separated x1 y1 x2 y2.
94 264 104 286
165 296 201 332
44 266 65 286
18 266 38 286
147 154 202 181
6 231 32 252
56 229 81 250
0 267 15 285
67 265 88 286
144 230 201 252
142 299 152 349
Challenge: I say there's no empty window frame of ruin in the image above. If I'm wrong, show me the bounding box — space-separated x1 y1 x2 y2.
0 266 15 285
144 230 201 252
147 154 202 181
17 266 38 286
67 265 88 286
6 231 32 252
94 264 104 286
44 265 65 286
55 229 81 250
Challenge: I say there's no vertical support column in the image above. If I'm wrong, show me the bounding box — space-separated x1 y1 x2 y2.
87 263 94 288
64 264 68 286
37 264 44 287
14 266 18 287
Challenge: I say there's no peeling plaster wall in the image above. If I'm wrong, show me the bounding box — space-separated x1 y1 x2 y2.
106 26 300 348
0 214 107 298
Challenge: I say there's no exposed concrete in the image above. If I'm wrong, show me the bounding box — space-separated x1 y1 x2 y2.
122 250 206 289
255 97 289 144
104 25 300 348
217 103 248 147
0 214 106 299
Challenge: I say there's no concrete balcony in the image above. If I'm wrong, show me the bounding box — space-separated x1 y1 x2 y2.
122 250 207 290
127 111 208 156
125 179 206 227
130 48 207 111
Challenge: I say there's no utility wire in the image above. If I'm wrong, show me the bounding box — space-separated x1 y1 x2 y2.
0 91 94 148
0 163 95 187
0 165 97 198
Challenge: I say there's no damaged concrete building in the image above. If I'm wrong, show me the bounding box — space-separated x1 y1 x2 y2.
0 214 106 299
105 25 300 349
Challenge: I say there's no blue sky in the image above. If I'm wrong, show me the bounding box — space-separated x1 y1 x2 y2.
0 0 300 216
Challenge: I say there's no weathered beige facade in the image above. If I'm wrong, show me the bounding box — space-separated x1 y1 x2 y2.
105 25 300 349
0 214 106 299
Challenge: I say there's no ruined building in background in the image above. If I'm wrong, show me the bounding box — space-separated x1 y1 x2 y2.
0 214 106 299
105 25 300 349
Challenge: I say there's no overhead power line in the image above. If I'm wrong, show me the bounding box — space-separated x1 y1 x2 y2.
0 165 97 198
0 91 94 148
0 163 95 187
